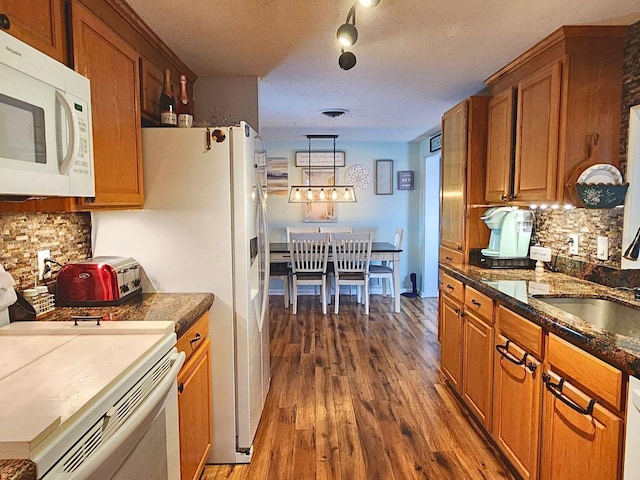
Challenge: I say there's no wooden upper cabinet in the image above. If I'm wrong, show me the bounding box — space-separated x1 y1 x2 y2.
485 26 627 205
0 0 66 63
485 89 514 203
440 100 468 255
140 56 164 123
513 62 561 203
440 97 490 265
71 0 144 208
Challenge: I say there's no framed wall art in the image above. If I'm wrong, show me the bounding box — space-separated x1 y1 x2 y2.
429 133 441 152
375 159 394 195
266 157 289 195
295 151 345 167
302 169 337 223
397 170 414 190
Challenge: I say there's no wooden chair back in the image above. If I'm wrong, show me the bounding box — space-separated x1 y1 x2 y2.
286 226 319 242
332 232 372 274
289 233 330 274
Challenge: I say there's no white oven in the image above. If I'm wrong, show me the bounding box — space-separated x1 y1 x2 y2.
0 322 183 480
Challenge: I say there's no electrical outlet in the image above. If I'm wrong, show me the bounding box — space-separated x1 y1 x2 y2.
37 249 50 280
568 234 579 255
597 236 609 260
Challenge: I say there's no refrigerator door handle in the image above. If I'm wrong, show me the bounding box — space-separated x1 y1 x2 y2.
256 178 270 332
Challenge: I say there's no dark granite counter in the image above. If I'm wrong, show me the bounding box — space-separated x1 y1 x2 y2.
440 263 640 377
38 292 214 338
0 461 34 480
0 292 214 480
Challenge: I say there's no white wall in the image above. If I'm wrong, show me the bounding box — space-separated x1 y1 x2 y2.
266 139 423 294
193 76 260 132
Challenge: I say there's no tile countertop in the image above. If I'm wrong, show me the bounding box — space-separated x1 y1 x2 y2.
440 263 640 377
0 292 214 480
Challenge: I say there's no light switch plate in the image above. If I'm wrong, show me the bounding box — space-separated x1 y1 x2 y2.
597 236 609 260
530 246 552 262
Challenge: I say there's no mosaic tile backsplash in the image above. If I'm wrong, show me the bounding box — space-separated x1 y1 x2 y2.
0 213 92 291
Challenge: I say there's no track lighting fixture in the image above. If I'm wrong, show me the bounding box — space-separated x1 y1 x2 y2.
335 2 381 70
338 49 357 70
336 5 358 47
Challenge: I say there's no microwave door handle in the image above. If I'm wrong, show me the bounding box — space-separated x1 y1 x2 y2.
55 90 79 175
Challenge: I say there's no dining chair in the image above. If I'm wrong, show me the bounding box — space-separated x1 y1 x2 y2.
286 226 320 242
370 227 403 298
319 226 353 242
289 232 330 315
332 232 373 315
269 262 291 307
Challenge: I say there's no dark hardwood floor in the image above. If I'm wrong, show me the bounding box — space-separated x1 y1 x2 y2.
203 293 514 480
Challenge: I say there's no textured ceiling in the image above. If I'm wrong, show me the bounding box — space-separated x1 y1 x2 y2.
127 0 640 142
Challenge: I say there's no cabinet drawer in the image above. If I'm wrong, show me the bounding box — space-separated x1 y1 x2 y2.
497 306 543 359
439 271 464 303
546 333 623 412
465 286 494 324
439 246 464 266
176 312 209 363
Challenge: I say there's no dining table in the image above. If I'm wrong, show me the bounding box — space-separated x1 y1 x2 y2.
269 241 403 313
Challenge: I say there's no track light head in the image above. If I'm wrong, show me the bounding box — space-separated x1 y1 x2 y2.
338 51 357 70
337 22 358 47
358 0 380 6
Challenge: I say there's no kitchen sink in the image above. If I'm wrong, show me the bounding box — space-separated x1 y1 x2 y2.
533 296 640 337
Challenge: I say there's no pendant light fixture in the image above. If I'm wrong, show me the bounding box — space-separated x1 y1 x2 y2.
288 135 356 203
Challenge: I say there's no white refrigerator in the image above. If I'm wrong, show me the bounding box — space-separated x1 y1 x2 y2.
91 122 270 464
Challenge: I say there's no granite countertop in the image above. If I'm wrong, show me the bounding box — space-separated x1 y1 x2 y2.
440 263 640 377
1 292 214 480
38 292 214 338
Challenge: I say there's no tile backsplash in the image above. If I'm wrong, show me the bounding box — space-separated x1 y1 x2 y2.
0 213 91 291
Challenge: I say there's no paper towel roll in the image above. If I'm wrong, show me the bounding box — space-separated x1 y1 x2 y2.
0 263 17 327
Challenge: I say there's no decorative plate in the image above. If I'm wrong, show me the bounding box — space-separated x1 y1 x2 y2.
344 164 373 191
577 164 623 185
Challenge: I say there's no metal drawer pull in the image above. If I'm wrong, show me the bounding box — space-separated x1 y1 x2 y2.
496 340 537 372
71 315 102 326
542 373 596 416
445 256 453 261
471 299 481 307
189 332 202 347
446 284 455 291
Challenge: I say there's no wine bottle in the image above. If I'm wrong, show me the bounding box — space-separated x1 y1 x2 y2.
159 68 177 126
176 74 193 128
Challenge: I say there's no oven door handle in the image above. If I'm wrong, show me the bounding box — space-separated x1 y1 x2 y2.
56 90 80 175
46 350 186 480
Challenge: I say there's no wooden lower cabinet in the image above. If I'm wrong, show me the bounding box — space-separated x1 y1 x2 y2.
462 311 494 430
178 337 212 480
439 294 464 392
492 335 542 480
540 370 623 480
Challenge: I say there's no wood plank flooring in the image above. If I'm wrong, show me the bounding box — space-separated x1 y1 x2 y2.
202 294 515 480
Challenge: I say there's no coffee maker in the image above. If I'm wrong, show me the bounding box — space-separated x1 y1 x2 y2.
481 207 534 258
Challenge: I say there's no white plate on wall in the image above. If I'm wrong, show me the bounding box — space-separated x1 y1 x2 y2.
577 164 623 185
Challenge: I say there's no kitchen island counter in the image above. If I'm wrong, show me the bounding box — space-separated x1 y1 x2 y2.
0 292 214 480
440 263 640 376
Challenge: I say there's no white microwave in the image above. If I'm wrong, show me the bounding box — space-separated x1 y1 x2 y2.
0 29 94 199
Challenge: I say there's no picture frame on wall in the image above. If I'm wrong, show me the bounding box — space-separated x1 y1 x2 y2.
295 151 345 167
375 159 394 195
397 170 414 190
429 133 442 152
302 169 337 223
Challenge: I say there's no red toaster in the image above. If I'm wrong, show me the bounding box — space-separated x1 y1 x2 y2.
56 256 142 306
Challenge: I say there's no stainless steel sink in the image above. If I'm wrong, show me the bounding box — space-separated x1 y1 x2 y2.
533 296 640 337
